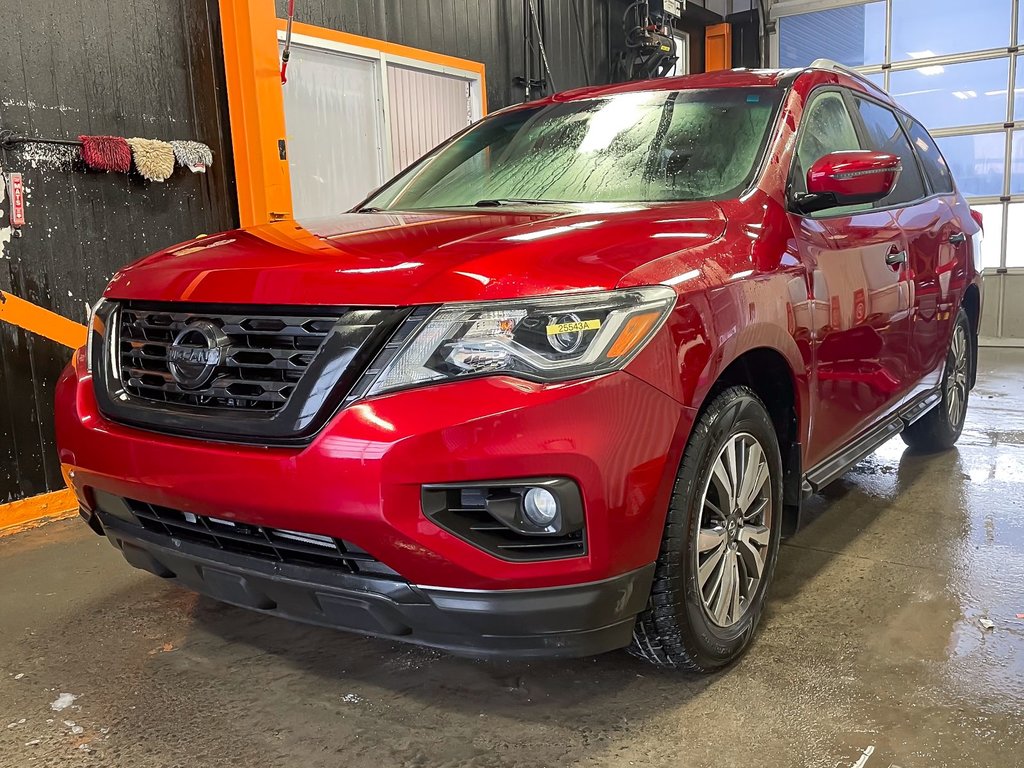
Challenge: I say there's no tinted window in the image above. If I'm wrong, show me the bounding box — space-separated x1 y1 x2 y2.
366 88 783 209
902 116 955 194
854 97 927 205
792 91 863 197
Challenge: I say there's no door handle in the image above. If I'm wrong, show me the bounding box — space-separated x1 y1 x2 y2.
885 248 907 266
948 232 967 245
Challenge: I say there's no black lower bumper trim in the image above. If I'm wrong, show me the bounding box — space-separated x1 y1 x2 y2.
96 514 655 659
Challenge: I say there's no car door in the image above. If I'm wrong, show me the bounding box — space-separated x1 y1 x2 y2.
788 88 912 467
897 114 964 396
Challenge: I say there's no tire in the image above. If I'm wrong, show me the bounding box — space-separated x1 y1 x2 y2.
901 309 972 453
628 386 784 671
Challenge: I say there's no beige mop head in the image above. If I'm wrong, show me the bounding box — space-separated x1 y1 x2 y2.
127 138 175 182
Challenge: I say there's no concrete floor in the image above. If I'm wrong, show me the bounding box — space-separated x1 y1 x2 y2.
2 350 1023 768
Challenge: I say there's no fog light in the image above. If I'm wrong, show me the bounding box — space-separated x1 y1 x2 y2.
523 487 558 527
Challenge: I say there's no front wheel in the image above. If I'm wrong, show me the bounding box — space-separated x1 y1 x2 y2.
901 309 972 453
629 386 783 671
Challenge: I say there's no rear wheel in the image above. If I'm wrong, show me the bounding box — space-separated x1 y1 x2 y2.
629 386 783 671
901 309 971 453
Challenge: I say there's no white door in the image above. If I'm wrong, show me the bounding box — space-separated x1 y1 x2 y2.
280 42 386 220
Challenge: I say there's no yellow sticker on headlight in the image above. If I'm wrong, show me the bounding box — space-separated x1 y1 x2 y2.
545 319 601 336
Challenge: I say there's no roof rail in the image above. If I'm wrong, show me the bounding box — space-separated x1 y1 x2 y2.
808 58 888 97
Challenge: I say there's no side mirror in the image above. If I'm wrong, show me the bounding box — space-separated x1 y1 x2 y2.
794 151 902 214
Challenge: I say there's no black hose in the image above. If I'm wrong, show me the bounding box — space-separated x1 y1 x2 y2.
569 0 591 85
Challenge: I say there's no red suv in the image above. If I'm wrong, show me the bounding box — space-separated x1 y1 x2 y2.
56 63 982 671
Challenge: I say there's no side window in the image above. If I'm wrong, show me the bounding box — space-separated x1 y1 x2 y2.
792 91 863 197
853 97 927 206
901 115 955 195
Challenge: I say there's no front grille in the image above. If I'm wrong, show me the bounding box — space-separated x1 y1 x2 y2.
95 301 414 444
113 496 402 579
118 307 340 412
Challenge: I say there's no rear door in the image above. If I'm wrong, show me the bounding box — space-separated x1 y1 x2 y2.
848 97 956 404
898 115 964 395
789 89 911 467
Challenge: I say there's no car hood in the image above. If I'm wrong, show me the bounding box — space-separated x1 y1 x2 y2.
104 203 727 306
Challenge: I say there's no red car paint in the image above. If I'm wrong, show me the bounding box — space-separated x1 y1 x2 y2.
805 150 902 202
56 68 981 597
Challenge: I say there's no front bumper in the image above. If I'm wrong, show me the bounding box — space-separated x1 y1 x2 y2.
57 347 689 594
92 509 655 659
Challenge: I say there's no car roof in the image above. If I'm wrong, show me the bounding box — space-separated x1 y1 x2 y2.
546 61 894 108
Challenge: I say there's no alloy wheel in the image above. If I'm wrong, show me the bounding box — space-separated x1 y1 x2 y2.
695 433 773 629
946 323 969 427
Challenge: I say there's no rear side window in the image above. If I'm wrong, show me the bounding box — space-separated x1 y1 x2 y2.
901 116 955 195
792 91 863 197
853 97 927 206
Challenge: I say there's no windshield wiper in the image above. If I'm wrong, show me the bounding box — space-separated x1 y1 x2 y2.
473 198 570 207
355 206 384 213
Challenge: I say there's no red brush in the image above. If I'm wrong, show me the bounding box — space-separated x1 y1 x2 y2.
79 135 132 173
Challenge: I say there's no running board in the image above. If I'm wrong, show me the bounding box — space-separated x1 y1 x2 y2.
802 388 942 495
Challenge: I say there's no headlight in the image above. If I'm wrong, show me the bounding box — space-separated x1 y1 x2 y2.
366 286 676 397
85 298 107 374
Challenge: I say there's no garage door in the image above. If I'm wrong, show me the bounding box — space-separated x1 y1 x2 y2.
771 0 1024 344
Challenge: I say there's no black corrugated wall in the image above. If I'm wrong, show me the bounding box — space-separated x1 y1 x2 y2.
0 0 236 503
274 0 619 109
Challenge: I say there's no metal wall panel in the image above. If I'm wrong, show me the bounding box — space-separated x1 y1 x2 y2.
0 0 236 503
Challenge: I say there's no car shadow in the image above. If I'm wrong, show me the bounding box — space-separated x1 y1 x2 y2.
185 438 957 742
768 439 960 608
187 590 720 730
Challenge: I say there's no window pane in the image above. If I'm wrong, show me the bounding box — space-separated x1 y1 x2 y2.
863 71 886 91
935 133 1005 197
1016 57 1024 122
972 203 1004 270
1011 131 1024 195
1005 203 1024 267
889 58 1010 130
891 0 1012 60
778 3 885 68
854 97 927 205
902 117 955 193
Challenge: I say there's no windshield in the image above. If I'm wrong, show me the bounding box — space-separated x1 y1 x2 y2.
364 87 783 211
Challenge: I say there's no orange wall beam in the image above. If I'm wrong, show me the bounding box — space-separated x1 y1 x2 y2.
220 0 293 227
0 291 84 534
0 489 77 537
0 290 86 349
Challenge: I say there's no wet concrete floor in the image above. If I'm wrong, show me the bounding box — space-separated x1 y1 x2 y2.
2 348 1022 767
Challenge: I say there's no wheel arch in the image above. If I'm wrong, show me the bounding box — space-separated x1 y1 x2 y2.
693 338 807 535
961 283 981 389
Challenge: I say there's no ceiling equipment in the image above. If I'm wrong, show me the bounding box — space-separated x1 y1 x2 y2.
614 1 683 82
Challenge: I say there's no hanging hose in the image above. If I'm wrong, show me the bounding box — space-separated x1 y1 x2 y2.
281 0 296 84
528 0 556 93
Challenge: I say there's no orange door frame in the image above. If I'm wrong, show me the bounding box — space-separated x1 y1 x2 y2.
219 0 294 228
218 2 487 229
